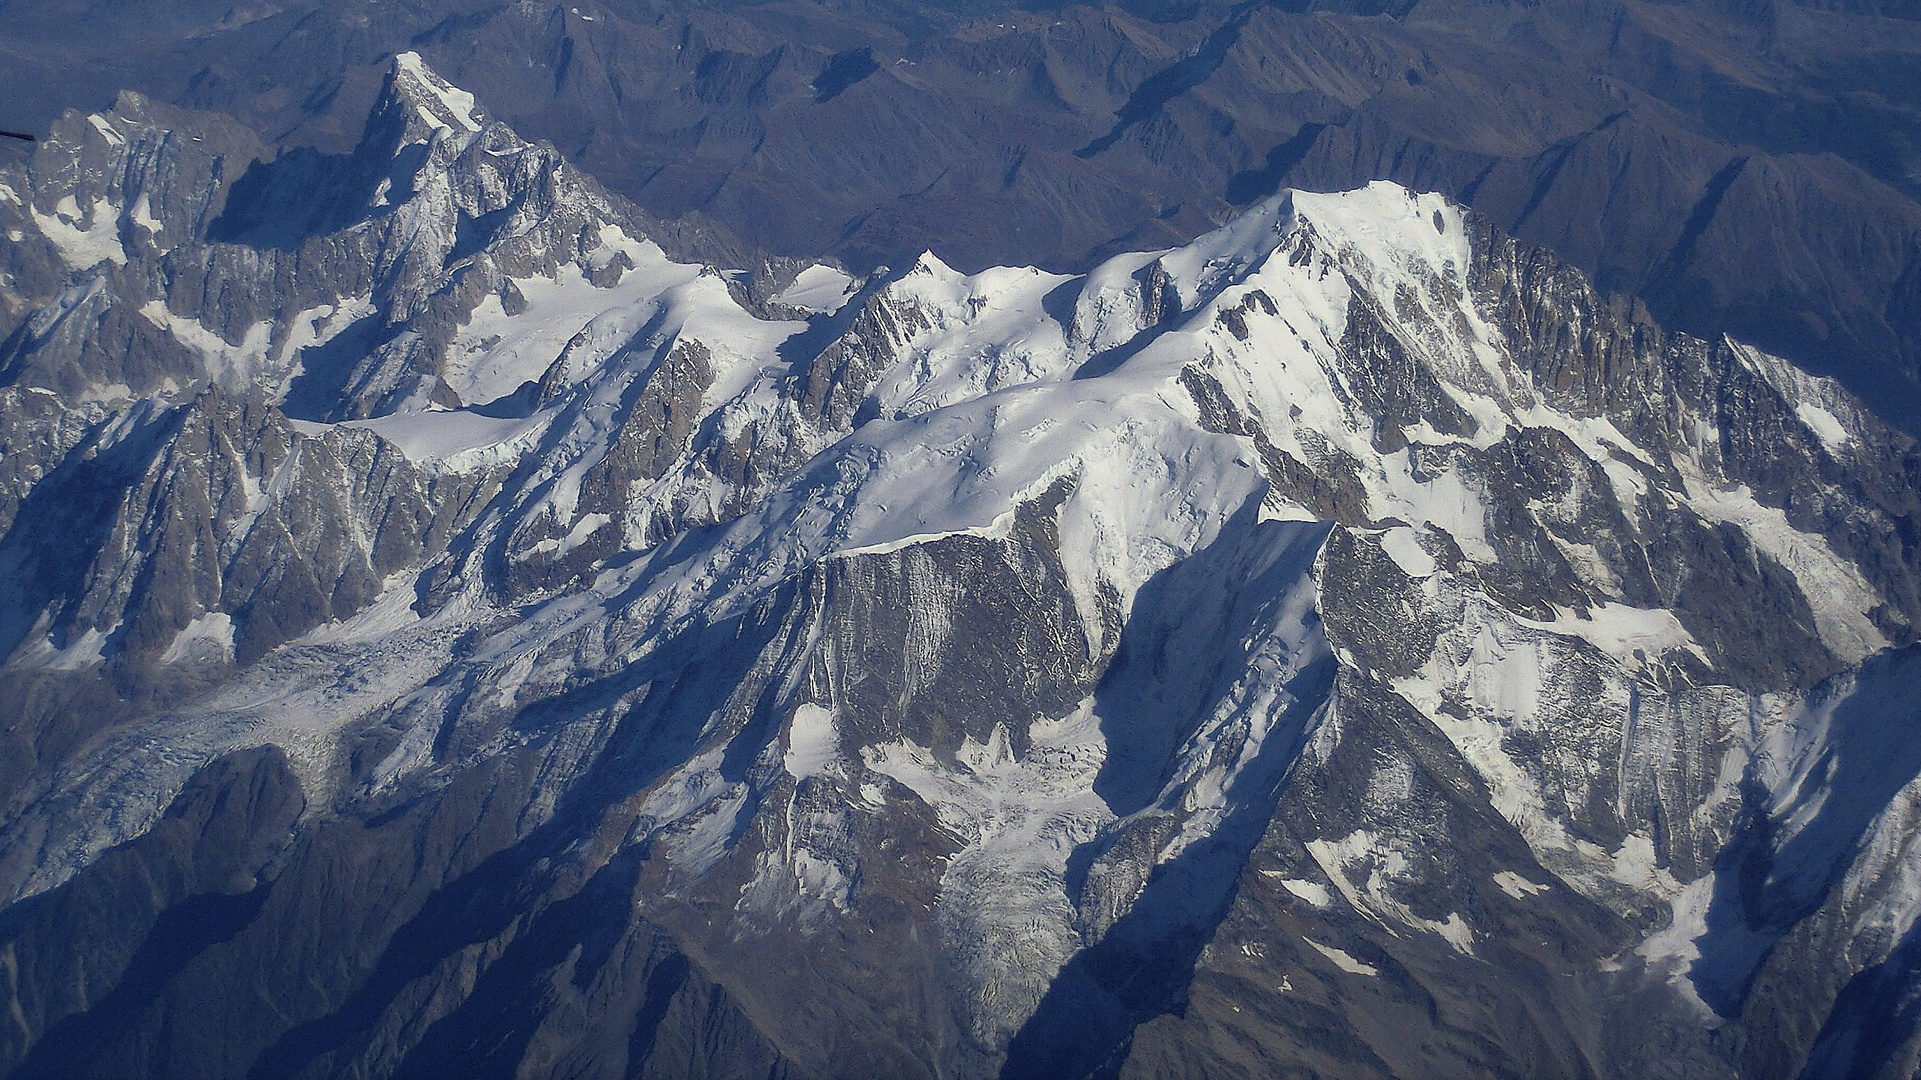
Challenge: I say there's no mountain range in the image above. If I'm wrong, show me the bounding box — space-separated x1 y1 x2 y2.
3 0 1920 428
0 36 1919 1080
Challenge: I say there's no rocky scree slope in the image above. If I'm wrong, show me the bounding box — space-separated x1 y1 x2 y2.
0 55 1919 1080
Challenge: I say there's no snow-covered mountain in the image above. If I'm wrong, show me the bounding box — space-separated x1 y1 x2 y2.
0 54 1918 1079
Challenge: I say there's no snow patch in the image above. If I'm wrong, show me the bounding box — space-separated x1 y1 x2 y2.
1609 834 1664 889
1638 873 1715 972
1370 456 1494 562
138 301 276 387
1493 870 1549 899
784 703 839 780
78 382 134 405
1307 829 1477 954
1379 526 1437 578
1306 939 1379 976
446 258 688 406
1681 475 1887 663
1797 402 1851 454
129 193 162 235
86 115 124 146
775 265 858 314
1516 603 1699 671
33 195 126 269
34 627 111 670
159 612 236 665
278 298 374 388
1466 622 1547 719
296 573 425 646
1265 874 1332 908
342 407 551 471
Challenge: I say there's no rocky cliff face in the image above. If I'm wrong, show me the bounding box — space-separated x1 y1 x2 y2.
0 56 1918 1080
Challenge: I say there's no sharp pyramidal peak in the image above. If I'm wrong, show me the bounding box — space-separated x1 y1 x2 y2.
0 49 1917 1080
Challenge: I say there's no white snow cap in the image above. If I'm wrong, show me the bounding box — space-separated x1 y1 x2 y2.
393 51 484 133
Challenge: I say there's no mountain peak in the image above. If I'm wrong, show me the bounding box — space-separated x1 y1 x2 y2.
382 50 487 142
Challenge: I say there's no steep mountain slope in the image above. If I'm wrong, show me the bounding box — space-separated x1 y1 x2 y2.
0 56 1919 1079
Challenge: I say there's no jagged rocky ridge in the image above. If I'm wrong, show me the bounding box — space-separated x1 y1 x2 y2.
8 0 1921 434
0 55 1919 1079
